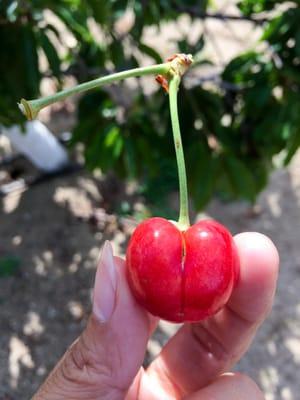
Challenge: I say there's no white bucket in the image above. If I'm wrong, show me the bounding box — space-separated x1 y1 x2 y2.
1 121 68 172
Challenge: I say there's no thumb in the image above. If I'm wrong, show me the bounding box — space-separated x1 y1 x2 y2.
188 373 265 400
33 241 153 400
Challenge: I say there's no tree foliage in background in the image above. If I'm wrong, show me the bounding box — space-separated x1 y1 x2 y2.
1 0 300 212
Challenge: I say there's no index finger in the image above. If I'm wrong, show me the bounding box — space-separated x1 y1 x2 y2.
145 232 279 398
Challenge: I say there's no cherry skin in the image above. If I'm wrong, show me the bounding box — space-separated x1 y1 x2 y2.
126 217 239 323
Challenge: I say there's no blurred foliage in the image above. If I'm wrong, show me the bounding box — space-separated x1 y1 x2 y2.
0 256 21 277
1 1 300 210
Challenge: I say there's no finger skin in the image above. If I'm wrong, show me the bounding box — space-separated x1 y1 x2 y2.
187 373 265 400
33 254 155 400
144 232 279 398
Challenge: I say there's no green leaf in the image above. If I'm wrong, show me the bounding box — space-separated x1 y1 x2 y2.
285 129 300 165
109 39 126 66
123 136 138 179
0 256 21 277
295 29 300 57
86 0 110 24
193 157 219 209
138 43 163 64
39 30 62 79
261 14 282 41
22 27 41 95
44 23 62 42
186 139 217 209
6 0 18 22
55 6 91 42
238 0 280 15
84 124 123 172
223 155 257 202
178 35 205 56
104 126 124 159
85 132 102 169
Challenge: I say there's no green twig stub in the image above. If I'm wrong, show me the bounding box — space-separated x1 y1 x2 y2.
18 98 36 120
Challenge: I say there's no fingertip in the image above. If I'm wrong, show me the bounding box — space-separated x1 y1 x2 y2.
190 373 265 400
234 232 279 289
234 232 279 275
230 232 280 322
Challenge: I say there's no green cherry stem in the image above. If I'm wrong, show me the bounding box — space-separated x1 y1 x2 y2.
18 63 170 120
169 75 190 230
18 53 193 229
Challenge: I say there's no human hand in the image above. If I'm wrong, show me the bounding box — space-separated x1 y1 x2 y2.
32 232 279 400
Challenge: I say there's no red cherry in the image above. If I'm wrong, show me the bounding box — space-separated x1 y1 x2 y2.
126 217 239 323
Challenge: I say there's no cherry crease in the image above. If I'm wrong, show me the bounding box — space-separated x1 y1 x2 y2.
126 217 239 323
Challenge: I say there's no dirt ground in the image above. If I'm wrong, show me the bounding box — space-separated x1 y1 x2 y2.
0 140 299 399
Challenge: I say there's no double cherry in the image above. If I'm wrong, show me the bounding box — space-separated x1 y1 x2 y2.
126 217 239 323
